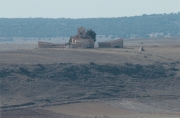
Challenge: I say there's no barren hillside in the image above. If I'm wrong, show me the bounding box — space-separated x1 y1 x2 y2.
1 46 180 118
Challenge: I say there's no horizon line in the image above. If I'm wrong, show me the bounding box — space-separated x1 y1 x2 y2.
0 12 179 19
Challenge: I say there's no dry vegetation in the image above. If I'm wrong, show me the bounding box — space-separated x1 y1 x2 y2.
0 41 180 118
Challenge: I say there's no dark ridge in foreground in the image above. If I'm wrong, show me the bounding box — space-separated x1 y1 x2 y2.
1 62 175 79
1 62 180 110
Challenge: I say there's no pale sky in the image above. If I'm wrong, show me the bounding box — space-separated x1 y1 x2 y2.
0 0 179 18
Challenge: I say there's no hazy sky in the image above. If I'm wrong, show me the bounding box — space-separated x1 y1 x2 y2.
0 0 179 18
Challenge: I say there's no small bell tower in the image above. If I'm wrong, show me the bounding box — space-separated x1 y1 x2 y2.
77 27 86 38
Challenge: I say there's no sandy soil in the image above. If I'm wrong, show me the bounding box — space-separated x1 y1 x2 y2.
2 100 179 118
1 108 80 118
44 101 180 118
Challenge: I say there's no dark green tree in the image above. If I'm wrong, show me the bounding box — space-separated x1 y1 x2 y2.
86 29 96 42
68 36 72 44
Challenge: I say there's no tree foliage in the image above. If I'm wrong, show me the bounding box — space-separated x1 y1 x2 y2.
86 29 96 42
0 13 179 38
68 37 72 44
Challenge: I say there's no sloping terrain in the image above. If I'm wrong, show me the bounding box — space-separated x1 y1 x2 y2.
0 46 180 117
1 62 180 109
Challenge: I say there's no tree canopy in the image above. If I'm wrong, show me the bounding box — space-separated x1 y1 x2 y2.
86 29 96 42
0 12 179 38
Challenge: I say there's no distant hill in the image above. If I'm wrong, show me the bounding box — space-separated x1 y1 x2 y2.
0 13 179 38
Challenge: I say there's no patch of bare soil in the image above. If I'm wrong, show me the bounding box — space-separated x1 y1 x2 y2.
44 101 180 118
1 108 80 118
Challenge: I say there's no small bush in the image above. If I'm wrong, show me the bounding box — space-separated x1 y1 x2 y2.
89 62 96 65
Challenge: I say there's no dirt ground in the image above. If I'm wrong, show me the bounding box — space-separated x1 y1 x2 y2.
0 39 180 118
44 101 180 118
0 44 180 65
1 101 180 118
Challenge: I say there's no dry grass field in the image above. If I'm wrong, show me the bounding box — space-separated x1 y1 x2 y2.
0 39 180 118
0 45 179 64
